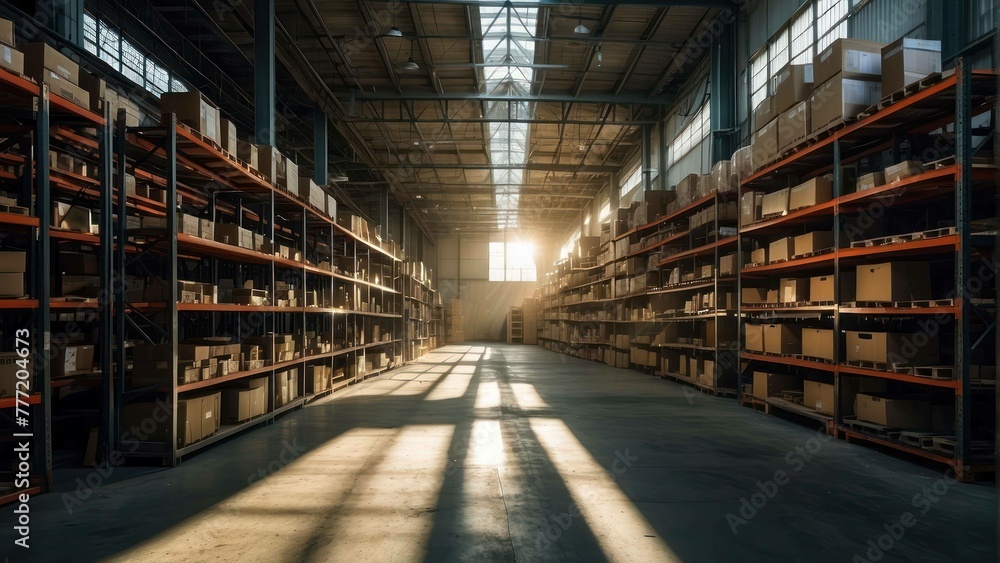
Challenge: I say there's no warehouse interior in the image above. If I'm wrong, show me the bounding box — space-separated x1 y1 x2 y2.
0 0 997 559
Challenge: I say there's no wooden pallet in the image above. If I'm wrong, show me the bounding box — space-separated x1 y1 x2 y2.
926 155 995 170
807 116 854 142
913 366 954 380
843 299 954 309
843 360 889 371
849 226 956 248
899 431 950 449
799 355 836 365
790 247 834 260
843 417 902 440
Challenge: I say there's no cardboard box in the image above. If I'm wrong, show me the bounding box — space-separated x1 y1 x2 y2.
768 237 794 264
744 324 764 352
0 18 13 47
709 160 734 193
777 101 810 154
0 251 26 273
742 287 769 304
0 45 23 75
789 177 832 211
52 344 95 377
0 352 26 397
38 69 89 108
77 72 106 113
740 191 763 227
779 278 809 303
237 141 259 169
802 328 835 361
764 323 801 355
810 73 882 132
220 118 238 154
53 202 91 232
855 394 932 429
883 160 924 183
257 145 282 185
809 275 835 303
803 380 834 415
0 272 24 297
753 98 773 132
855 261 930 302
793 231 834 257
751 118 778 168
23 42 79 83
814 38 884 86
222 387 262 423
753 371 799 400
761 188 789 217
882 37 941 94
772 63 814 113
160 91 221 143
720 254 738 276
857 171 885 191
846 331 939 365
750 247 766 265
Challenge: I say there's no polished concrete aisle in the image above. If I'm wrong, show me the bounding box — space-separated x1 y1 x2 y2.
5 344 996 561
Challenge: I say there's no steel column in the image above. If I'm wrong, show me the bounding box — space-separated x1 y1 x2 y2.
35 87 52 488
710 15 736 163
641 123 652 192
98 104 114 466
314 109 328 185
165 115 179 466
609 172 620 211
254 0 276 145
954 58 971 472
114 108 127 459
832 139 842 430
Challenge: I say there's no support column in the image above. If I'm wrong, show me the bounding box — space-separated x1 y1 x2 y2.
710 16 736 163
53 0 84 47
314 110 328 185
254 0 275 145
641 124 652 192
658 119 668 189
379 185 389 240
609 172 620 212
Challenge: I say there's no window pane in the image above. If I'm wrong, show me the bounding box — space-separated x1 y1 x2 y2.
98 22 120 71
667 101 710 168
83 14 98 55
120 39 144 86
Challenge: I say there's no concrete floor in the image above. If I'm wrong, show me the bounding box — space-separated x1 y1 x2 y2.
2 343 996 561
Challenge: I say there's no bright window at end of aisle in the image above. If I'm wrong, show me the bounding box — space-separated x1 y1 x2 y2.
489 241 537 282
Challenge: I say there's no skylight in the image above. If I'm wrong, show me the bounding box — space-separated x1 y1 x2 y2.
479 5 538 230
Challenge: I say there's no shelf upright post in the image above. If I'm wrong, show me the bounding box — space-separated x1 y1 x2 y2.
832 138 843 432
98 104 114 466
954 58 972 474
114 108 127 457
735 170 744 398
34 86 52 489
165 114 179 466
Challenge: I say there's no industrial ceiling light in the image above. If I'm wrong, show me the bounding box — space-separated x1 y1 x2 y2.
596 47 603 67
574 6 589 34
385 26 403 38
331 173 349 182
402 56 420 70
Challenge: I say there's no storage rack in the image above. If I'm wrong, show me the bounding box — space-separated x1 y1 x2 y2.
736 63 996 481
112 112 405 465
538 189 739 395
404 263 437 361
0 66 117 502
507 306 524 343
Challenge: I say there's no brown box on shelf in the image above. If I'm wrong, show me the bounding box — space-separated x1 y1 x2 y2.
742 287 769 304
779 278 809 303
177 213 199 237
0 45 23 75
768 237 794 263
740 191 763 227
883 160 924 183
846 331 939 365
0 251 26 273
809 275 835 302
750 247 766 265
789 177 832 211
764 323 801 355
719 253 738 276
814 38 884 85
761 188 789 217
52 344 95 377
753 98 773 132
751 118 778 168
857 171 885 191
803 380 834 415
810 73 882 133
77 72 106 113
744 324 764 352
60 275 98 297
882 38 941 94
855 394 932 429
23 42 79 83
802 328 835 361
777 101 810 154
0 353 23 397
0 18 13 47
753 371 799 400
766 289 779 303
198 218 214 240
222 386 267 423
793 231 834 257
257 145 283 185
709 160 734 193
855 261 931 302
160 91 221 143
0 273 23 297
40 68 89 107
772 63 814 114
60 250 96 276
237 141 258 169
220 118 237 154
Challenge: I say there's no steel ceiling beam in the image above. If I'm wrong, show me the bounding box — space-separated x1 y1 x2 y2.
396 0 735 6
364 163 619 172
349 91 677 105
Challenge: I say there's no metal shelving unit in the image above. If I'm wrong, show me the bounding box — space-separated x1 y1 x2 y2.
737 63 996 481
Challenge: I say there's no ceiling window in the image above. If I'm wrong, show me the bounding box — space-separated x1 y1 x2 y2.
599 202 611 222
489 241 537 282
620 165 642 198
83 13 189 97
667 101 710 168
480 5 538 230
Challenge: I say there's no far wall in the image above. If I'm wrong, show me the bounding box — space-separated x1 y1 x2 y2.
437 234 538 341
